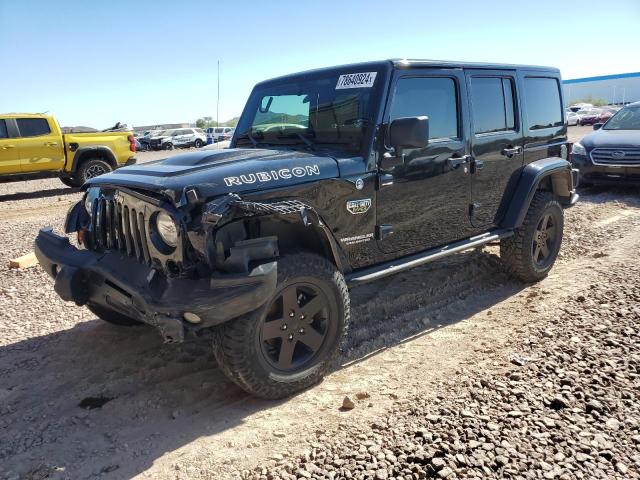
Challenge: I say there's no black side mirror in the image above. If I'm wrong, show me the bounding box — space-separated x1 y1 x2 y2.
389 116 429 149
381 116 429 170
593 123 603 131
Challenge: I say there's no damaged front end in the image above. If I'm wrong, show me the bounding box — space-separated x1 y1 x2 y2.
34 186 293 343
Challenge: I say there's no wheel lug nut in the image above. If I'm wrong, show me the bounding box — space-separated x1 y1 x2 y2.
299 328 304 334
289 311 295 318
288 333 294 341
281 324 287 331
300 314 305 320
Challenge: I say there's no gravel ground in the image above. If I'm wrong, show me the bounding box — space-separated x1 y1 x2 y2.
0 127 638 479
249 260 640 480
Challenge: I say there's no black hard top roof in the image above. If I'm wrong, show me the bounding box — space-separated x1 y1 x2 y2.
257 59 560 85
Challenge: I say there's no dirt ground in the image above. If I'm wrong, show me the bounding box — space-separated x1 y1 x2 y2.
1 126 638 479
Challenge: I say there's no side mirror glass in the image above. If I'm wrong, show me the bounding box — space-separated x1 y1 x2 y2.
593 123 603 131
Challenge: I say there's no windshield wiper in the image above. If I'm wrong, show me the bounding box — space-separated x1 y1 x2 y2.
292 132 315 150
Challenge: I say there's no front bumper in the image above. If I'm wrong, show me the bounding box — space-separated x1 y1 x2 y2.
35 227 277 342
572 154 640 186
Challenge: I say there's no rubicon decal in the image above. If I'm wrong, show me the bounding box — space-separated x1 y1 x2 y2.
224 164 320 187
346 198 371 215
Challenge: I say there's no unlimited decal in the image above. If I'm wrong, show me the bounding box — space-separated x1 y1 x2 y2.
224 164 320 187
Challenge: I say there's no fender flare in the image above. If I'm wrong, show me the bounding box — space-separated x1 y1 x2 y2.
70 146 117 173
500 157 577 230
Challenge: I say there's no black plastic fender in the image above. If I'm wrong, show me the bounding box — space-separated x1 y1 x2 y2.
70 146 117 172
500 158 576 230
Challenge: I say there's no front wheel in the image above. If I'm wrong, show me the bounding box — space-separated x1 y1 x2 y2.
500 191 564 283
78 158 113 183
164 143 174 150
213 253 350 399
194 139 203 148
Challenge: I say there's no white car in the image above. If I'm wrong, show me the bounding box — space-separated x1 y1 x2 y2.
206 126 235 143
566 111 580 126
157 128 207 150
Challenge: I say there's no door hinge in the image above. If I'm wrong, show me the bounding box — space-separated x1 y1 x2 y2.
376 224 393 240
469 203 480 216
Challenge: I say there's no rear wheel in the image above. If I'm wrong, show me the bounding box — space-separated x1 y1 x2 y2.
87 304 143 326
500 191 564 283
164 143 174 150
213 253 350 399
78 158 113 183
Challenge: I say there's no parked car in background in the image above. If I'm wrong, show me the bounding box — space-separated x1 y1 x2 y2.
0 113 135 187
571 101 640 186
149 128 207 150
576 109 602 126
566 111 580 126
206 126 235 144
596 109 616 124
568 103 594 113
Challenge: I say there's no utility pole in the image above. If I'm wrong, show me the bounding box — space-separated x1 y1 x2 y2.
217 60 220 127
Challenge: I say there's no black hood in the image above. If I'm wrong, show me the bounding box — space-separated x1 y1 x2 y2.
580 128 640 149
86 148 340 203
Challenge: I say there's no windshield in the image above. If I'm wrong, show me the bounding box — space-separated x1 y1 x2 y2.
604 106 640 130
235 69 383 154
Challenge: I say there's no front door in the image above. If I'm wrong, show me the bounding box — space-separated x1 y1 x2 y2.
376 70 473 255
465 70 524 228
15 117 65 173
0 119 21 174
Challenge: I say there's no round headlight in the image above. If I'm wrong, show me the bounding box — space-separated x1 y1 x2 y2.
156 212 178 247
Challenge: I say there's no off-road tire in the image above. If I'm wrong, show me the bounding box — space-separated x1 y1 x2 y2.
213 253 350 399
87 304 143 326
78 158 113 183
500 191 564 283
194 139 203 148
60 176 82 188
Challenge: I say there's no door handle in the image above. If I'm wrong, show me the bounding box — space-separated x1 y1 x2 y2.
45 141 59 147
2 144 15 149
501 146 523 157
447 155 471 169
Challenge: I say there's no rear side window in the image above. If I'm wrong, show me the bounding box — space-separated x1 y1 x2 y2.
215 128 223 133
390 77 458 140
524 77 563 130
17 118 51 137
470 77 516 134
0 120 8 139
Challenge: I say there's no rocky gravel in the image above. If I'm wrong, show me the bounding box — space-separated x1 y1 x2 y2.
246 260 640 480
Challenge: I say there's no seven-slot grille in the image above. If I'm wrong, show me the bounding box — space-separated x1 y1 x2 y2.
91 195 152 265
590 148 640 166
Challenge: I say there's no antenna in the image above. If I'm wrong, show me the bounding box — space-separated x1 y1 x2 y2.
217 60 220 127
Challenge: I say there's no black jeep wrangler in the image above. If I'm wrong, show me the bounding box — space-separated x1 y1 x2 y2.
35 60 578 398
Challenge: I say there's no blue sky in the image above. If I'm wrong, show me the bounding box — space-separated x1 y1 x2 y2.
1 0 638 128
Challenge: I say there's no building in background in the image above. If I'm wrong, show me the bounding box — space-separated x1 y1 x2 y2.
563 72 640 106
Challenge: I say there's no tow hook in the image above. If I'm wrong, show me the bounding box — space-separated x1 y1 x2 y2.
153 315 185 344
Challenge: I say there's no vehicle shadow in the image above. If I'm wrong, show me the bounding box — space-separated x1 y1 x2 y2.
0 248 523 479
0 186 80 202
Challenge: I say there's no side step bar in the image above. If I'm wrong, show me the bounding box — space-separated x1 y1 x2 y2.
346 229 513 286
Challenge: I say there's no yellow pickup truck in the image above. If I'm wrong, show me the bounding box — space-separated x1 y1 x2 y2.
0 113 136 187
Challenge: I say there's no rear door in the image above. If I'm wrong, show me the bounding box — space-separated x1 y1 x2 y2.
465 70 523 228
0 119 21 174
376 69 473 255
15 117 65 172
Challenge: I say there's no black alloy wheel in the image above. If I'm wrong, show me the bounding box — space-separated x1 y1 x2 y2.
532 212 559 268
213 253 350 399
259 283 331 372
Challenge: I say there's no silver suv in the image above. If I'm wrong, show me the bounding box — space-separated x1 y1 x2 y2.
160 128 207 150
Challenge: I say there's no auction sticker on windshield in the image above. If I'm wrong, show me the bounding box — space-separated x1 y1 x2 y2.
336 72 377 89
